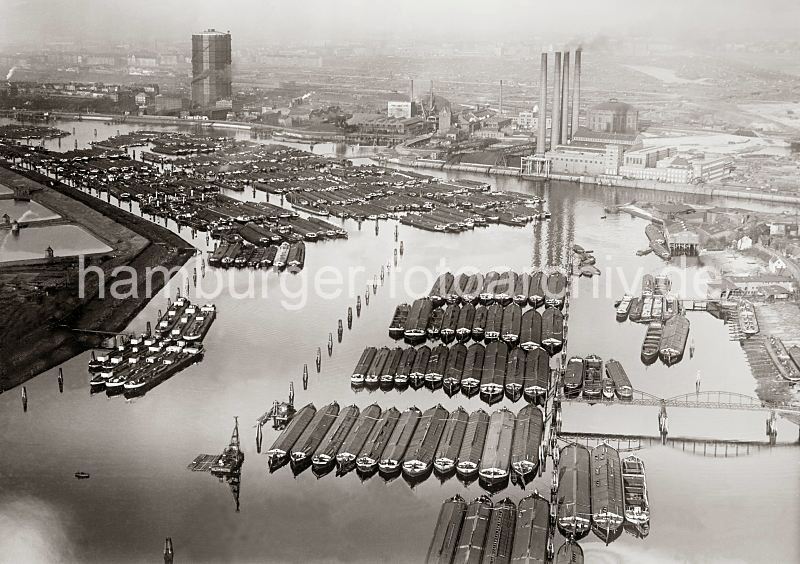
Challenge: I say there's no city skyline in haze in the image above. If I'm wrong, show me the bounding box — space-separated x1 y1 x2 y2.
1 0 799 50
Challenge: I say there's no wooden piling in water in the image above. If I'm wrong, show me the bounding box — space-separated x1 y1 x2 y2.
303 364 309 390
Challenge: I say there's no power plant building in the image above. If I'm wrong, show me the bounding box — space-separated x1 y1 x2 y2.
587 99 638 134
191 29 232 108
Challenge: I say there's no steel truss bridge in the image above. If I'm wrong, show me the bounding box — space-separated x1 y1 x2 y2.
556 389 800 416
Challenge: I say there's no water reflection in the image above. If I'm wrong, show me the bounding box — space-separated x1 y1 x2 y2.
0 118 798 561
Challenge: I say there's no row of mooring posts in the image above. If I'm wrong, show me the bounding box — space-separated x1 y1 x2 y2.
298 233 405 394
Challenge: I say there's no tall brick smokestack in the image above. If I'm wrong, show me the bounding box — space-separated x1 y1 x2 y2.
561 51 571 143
572 49 582 136
536 52 547 154
551 51 562 148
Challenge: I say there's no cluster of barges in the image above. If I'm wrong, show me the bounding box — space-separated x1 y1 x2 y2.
571 244 601 278
618 274 681 324
266 402 546 489
426 493 559 564
87 297 215 397
615 274 691 366
562 356 633 401
352 342 552 405
207 240 307 270
391 271 567 355
556 443 650 544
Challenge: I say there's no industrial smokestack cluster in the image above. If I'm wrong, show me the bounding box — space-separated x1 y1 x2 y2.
535 47 582 155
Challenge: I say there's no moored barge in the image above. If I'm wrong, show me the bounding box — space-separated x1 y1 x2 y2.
556 444 592 539
267 403 316 471
457 409 490 480
336 404 380 475
510 404 544 485
356 407 400 475
479 407 515 489
403 404 449 480
426 494 467 564
379 406 421 476
434 406 469 476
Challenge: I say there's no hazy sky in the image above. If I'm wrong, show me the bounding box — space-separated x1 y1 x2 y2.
1 0 798 48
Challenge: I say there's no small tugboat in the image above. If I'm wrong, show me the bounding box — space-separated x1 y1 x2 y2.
210 417 245 476
582 355 603 400
74 472 91 480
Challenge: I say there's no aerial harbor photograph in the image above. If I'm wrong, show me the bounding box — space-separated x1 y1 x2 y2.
1 1 800 562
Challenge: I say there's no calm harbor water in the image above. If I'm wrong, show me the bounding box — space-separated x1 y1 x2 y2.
0 223 112 263
0 120 798 563
0 200 61 223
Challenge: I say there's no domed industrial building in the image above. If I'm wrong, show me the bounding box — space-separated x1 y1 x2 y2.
587 99 639 134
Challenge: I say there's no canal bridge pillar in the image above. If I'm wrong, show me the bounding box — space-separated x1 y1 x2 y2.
766 411 777 446
658 401 668 444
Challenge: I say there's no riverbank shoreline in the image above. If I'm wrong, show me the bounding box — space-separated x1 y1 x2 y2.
395 157 800 206
0 165 195 391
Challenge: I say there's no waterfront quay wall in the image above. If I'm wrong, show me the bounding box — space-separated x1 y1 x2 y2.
404 158 800 206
